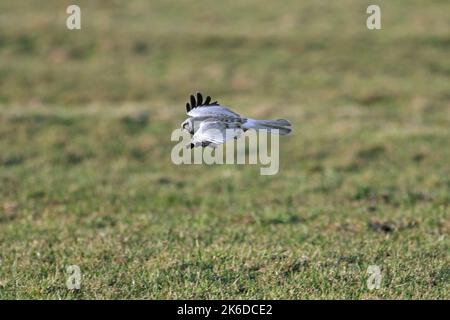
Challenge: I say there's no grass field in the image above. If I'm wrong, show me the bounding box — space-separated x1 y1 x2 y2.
0 0 449 299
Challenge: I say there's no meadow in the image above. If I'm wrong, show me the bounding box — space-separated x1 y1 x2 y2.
0 0 448 299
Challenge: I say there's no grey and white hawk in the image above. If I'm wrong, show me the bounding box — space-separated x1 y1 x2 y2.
181 92 291 148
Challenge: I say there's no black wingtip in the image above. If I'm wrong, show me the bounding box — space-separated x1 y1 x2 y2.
190 95 196 108
186 92 219 111
196 92 203 106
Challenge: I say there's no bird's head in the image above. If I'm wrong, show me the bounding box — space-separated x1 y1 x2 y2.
181 118 195 134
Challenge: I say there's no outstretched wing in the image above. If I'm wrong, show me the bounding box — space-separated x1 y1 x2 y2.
185 92 241 119
192 119 243 146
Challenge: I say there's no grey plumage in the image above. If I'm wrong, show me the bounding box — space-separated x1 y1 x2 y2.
181 92 291 148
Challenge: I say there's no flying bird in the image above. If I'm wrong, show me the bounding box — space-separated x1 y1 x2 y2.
181 92 292 148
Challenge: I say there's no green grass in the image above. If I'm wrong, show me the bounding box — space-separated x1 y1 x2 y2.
0 0 449 299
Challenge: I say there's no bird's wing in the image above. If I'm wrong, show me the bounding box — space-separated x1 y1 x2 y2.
192 119 243 146
185 92 241 119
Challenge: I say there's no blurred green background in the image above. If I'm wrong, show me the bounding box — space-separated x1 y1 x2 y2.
0 0 448 299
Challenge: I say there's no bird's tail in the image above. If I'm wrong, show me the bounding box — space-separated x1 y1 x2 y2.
243 118 292 135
